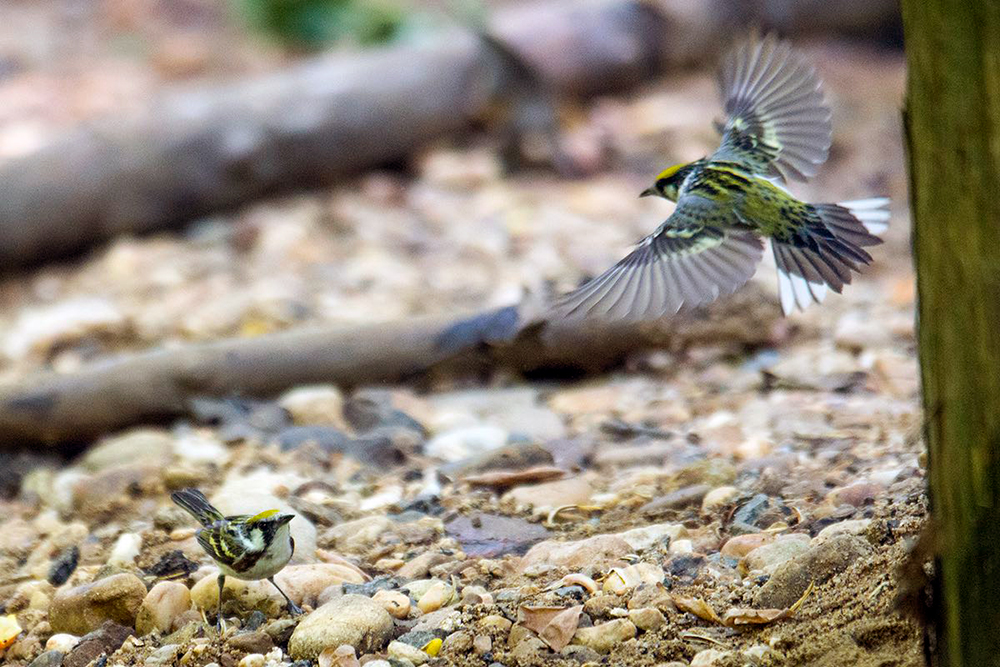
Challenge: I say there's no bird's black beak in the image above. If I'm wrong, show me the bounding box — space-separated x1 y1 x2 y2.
639 187 656 198
278 514 295 526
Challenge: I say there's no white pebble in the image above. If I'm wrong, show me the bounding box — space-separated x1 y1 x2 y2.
417 581 454 613
46 633 80 652
372 590 411 619
668 539 694 554
107 533 143 567
239 654 265 667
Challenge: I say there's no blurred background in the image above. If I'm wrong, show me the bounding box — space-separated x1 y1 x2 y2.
0 0 907 373
0 2 925 666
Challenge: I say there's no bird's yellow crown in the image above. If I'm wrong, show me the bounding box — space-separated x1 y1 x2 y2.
655 163 687 182
248 509 281 523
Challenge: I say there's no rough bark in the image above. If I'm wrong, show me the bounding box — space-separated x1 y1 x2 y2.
0 285 779 447
903 1 1000 665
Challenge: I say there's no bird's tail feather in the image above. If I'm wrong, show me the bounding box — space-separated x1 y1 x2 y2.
171 488 224 526
837 197 891 235
773 198 888 315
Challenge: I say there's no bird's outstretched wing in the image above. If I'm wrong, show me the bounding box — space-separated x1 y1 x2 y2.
553 197 764 321
711 33 831 182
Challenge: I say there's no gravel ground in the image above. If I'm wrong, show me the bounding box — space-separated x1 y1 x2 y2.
0 7 924 667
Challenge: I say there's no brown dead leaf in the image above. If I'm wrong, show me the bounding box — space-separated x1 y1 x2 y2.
672 596 724 624
722 581 815 627
722 607 787 626
518 604 583 651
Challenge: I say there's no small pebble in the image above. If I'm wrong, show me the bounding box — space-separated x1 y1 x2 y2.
238 654 265 667
388 640 430 665
668 539 694 554
691 648 735 666
814 518 872 543
45 633 80 653
627 585 675 614
26 651 66 667
279 385 346 428
145 644 181 666
479 615 513 633
701 486 739 513
720 533 773 558
441 631 473 654
371 590 410 619
628 607 665 631
572 619 636 653
135 581 192 635
416 581 454 613
473 634 492 655
826 481 883 507
740 535 810 575
510 636 548 663
640 484 711 514
106 533 143 568
228 631 273 655
616 523 687 552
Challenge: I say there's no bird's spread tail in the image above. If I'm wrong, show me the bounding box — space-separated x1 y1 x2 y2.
772 198 889 315
171 488 225 526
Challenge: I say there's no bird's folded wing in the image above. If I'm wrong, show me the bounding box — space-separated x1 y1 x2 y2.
711 33 831 182
553 201 764 322
196 527 244 567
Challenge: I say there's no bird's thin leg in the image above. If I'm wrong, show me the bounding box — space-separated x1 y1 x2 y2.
216 573 227 632
268 577 303 615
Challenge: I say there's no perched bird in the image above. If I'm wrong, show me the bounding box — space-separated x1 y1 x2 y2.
171 488 300 629
554 33 889 319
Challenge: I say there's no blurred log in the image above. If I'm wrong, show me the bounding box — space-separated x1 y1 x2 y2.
904 0 1000 665
0 285 780 447
0 0 732 271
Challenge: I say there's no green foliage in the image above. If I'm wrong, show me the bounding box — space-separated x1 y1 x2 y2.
234 0 407 50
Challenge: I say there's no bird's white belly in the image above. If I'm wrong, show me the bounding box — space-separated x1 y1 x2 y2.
220 532 293 580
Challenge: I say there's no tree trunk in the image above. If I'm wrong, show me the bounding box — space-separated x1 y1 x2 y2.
902 1 1000 665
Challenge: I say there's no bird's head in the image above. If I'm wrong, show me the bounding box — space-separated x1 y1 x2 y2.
641 161 696 202
247 509 295 544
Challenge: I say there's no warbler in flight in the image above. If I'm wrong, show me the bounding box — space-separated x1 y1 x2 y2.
554 33 889 319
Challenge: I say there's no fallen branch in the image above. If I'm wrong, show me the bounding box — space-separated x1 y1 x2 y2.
0 285 780 447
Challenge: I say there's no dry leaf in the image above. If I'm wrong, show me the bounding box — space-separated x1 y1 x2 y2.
722 581 815 627
722 607 786 626
518 604 583 651
673 596 724 624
